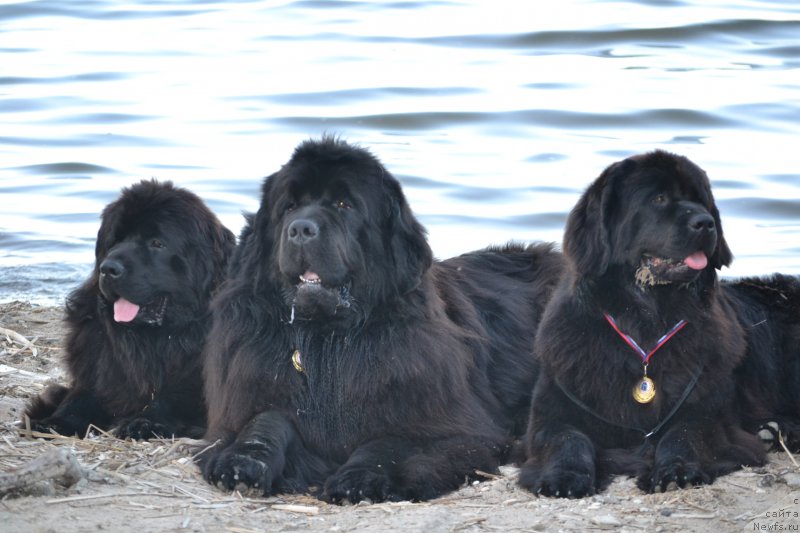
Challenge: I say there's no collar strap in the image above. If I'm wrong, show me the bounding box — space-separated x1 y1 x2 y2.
554 369 702 439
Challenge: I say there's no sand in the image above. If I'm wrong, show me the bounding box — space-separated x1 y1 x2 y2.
0 300 797 533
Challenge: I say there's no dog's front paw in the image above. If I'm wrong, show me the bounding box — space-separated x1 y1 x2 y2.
28 416 88 438
322 466 399 504
640 459 711 493
519 461 596 499
115 416 174 440
757 421 781 450
203 449 274 494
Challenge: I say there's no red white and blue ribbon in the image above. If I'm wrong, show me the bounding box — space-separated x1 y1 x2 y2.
604 313 687 365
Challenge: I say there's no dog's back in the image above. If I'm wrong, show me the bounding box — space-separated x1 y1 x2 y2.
726 273 800 449
436 242 563 436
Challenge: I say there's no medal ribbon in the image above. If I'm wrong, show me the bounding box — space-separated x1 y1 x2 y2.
604 314 687 365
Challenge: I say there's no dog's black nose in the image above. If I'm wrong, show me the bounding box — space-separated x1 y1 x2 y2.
688 213 715 233
100 258 126 278
287 218 320 245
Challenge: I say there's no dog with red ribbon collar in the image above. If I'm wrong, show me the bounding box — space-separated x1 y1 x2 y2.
518 150 795 498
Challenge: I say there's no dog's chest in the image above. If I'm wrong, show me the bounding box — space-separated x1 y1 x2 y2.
284 336 382 456
555 324 709 445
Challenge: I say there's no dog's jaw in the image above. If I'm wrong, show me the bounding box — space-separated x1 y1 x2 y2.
289 271 353 321
635 252 709 288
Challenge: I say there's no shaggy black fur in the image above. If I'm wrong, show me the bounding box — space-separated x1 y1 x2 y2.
24 180 235 439
728 274 800 450
198 137 563 503
520 150 769 498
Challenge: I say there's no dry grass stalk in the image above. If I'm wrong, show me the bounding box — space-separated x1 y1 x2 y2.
225 527 268 533
474 469 503 481
271 503 320 515
1 420 223 504
777 431 799 469
0 364 50 382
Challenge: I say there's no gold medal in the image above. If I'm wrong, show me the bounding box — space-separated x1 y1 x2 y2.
291 349 304 373
604 314 686 405
632 376 656 403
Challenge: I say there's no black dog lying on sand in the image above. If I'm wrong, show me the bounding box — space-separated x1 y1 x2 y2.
25 180 235 439
730 273 800 451
520 150 799 498
198 137 563 502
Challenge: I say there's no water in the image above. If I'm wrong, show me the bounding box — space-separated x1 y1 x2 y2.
1 0 799 305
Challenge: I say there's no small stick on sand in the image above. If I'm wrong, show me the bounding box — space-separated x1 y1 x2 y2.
778 431 799 469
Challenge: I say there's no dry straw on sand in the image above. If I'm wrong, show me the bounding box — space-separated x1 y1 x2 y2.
1 301 799 533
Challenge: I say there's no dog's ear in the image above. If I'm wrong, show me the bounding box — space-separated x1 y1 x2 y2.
709 203 733 269
564 160 630 276
95 193 125 266
183 198 237 299
237 172 280 290
385 179 433 296
252 173 277 249
695 167 733 269
208 222 236 289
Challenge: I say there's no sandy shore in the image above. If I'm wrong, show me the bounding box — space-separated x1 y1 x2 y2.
0 300 798 532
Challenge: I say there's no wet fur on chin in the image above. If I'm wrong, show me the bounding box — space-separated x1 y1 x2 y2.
200 137 564 503
520 150 771 498
23 180 235 440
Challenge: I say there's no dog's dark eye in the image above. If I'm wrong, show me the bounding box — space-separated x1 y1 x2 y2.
335 200 351 210
652 194 668 206
285 202 296 213
150 239 165 249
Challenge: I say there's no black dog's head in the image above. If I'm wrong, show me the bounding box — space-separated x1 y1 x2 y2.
245 136 432 326
563 150 732 287
93 179 235 327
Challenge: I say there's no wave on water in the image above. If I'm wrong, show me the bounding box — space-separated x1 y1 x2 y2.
0 264 88 306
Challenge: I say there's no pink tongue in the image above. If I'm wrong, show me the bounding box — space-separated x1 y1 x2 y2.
114 298 140 322
684 251 708 270
303 271 320 282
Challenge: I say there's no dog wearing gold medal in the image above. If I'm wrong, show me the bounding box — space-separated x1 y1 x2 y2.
519 150 769 497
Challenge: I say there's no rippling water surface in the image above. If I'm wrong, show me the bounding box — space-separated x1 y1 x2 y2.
1 0 799 304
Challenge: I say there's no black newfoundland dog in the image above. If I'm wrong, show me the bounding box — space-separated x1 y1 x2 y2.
199 137 563 503
519 150 796 498
24 180 235 439
731 273 800 451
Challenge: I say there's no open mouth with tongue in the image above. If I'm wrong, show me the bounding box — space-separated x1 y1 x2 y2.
635 251 708 287
113 296 168 326
299 271 323 286
290 270 352 320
